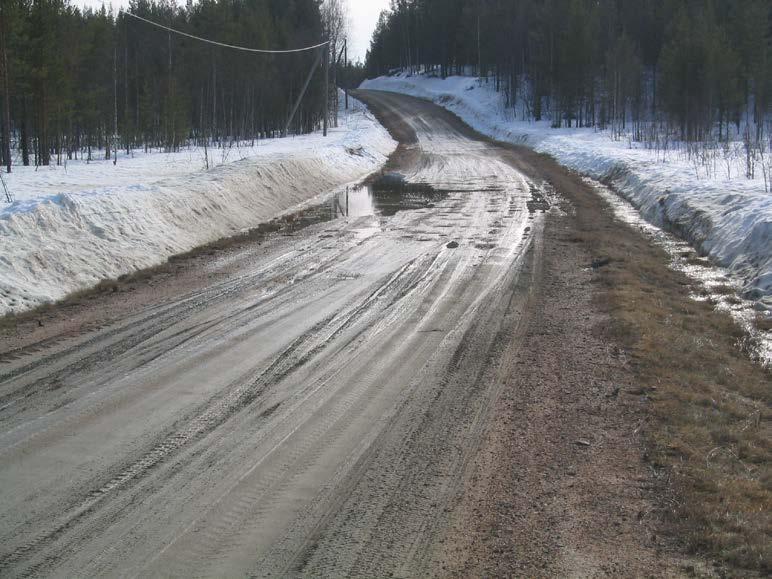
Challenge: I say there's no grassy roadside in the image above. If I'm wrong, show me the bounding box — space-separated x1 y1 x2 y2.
559 165 771 574
600 231 770 573
515 143 770 573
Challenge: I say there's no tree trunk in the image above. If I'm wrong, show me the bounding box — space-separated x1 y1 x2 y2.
323 46 329 137
113 46 118 165
0 1 11 173
39 87 49 166
21 96 29 166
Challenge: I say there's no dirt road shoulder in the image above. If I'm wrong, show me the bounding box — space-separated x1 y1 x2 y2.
433 154 688 577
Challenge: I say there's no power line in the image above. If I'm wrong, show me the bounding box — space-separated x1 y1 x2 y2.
124 12 329 54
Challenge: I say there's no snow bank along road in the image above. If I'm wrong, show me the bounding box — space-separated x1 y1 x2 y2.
362 73 772 309
0 97 395 314
0 92 555 576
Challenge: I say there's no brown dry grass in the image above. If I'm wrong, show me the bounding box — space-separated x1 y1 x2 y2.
591 199 771 574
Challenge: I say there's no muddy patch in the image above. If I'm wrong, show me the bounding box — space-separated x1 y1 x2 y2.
526 182 551 213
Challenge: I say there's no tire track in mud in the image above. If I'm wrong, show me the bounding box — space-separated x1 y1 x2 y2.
139 250 461 578
161 257 468 577
0 228 385 422
239 183 540 577
0 252 438 577
290 222 541 579
0 254 289 384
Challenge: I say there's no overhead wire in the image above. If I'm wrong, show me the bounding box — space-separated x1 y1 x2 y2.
123 12 329 54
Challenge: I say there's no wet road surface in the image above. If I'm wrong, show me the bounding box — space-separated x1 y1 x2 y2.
0 91 551 577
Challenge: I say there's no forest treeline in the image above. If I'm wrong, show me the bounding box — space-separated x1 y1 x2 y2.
366 0 772 144
0 0 347 170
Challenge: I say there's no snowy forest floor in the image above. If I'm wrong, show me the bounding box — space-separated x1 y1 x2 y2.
0 95 396 314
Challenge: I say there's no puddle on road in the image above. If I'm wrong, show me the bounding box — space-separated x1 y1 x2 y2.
260 173 451 239
527 182 551 213
289 173 518 229
260 172 536 262
328 173 449 218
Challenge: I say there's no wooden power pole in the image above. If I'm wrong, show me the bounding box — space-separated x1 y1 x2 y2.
477 13 481 79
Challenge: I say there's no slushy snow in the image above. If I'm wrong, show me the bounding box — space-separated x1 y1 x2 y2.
362 73 772 309
0 96 396 314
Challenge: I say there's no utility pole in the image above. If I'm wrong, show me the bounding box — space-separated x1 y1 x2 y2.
344 38 348 110
333 40 346 123
124 15 129 155
323 42 329 137
167 22 173 151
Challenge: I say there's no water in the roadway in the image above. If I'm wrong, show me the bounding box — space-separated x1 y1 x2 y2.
305 173 449 222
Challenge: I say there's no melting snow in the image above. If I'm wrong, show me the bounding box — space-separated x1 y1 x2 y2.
0 96 396 314
362 73 772 314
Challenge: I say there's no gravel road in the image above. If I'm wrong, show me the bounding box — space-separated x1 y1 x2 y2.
0 91 561 577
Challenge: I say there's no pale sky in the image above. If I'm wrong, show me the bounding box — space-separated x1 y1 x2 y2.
72 0 390 62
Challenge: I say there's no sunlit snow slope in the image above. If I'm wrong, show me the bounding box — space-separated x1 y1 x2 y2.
362 73 772 309
0 97 396 314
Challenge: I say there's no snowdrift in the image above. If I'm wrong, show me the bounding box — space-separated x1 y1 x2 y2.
362 73 772 308
0 98 396 314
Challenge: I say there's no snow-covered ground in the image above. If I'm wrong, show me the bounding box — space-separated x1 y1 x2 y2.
0 96 396 314
362 73 772 310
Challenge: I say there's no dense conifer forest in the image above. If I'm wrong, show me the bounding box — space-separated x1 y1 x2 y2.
0 0 348 170
366 0 772 146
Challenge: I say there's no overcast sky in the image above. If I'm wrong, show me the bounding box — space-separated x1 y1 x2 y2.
71 0 390 62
